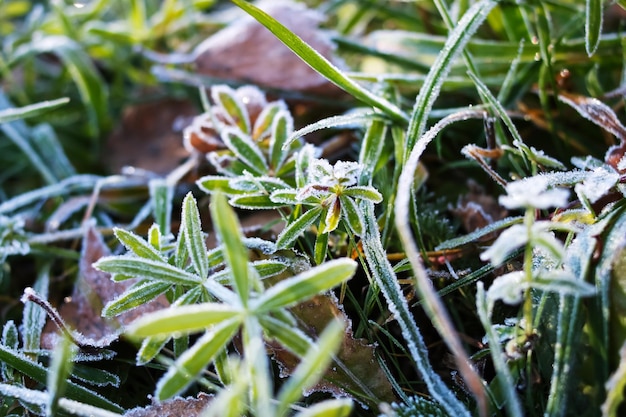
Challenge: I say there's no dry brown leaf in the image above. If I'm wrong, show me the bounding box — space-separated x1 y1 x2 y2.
41 226 169 349
124 393 213 417
105 98 196 174
192 0 344 96
268 292 396 409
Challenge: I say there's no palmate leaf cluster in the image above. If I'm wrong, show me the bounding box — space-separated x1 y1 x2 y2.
2 1 626 417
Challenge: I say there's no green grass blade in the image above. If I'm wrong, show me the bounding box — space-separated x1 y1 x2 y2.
0 97 69 123
11 36 109 138
0 345 123 413
586 0 602 56
230 0 408 124
47 336 74 417
406 0 497 152
210 192 250 305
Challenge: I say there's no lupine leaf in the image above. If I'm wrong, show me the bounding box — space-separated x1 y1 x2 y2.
212 85 250 134
181 193 209 279
155 318 241 400
102 281 172 318
276 206 323 249
114 228 164 262
222 128 268 175
95 256 201 285
254 258 356 312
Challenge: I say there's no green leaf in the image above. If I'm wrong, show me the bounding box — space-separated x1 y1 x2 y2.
406 0 497 151
586 0 602 56
102 281 171 318
0 97 69 124
137 337 170 365
212 85 250 134
229 194 286 210
181 193 209 279
342 186 383 203
276 206 323 249
114 228 164 262
293 398 353 417
258 315 313 357
321 197 341 234
222 128 268 175
254 258 356 312
197 175 247 196
339 196 364 236
253 101 286 140
230 0 408 124
156 318 241 400
269 189 299 205
270 110 293 171
210 193 250 305
94 256 201 285
47 336 75 417
11 36 109 137
127 303 242 338
276 319 345 416
150 179 173 236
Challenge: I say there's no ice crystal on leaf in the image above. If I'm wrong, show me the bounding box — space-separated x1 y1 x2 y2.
499 175 570 210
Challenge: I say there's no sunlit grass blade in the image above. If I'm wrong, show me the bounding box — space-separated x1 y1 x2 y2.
254 258 356 313
210 192 250 305
286 110 382 149
127 303 242 338
230 0 408 124
276 319 345 416
181 193 209 279
0 97 69 123
406 0 497 151
155 318 241 400
586 0 602 56
358 119 387 183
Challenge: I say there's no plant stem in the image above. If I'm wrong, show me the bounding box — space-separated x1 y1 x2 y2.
523 207 536 338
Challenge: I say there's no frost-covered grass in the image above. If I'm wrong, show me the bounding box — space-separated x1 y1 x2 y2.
2 1 626 416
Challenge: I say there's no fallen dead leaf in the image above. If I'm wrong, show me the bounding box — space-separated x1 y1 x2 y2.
105 98 196 174
193 0 345 97
268 292 397 409
124 393 213 417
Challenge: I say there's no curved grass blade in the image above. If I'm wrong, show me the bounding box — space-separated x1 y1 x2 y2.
230 0 408 124
406 0 497 151
0 97 69 123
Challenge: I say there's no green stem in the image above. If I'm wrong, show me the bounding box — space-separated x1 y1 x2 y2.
523 207 536 338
